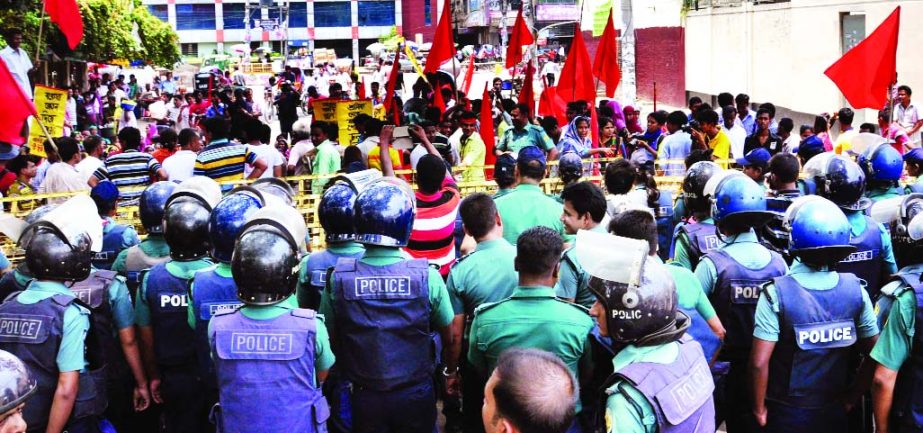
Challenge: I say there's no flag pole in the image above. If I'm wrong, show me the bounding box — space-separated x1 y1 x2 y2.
35 6 46 63
32 114 58 154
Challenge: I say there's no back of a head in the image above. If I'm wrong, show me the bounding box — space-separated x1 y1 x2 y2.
491 348 576 433
838 108 855 126
364 118 383 137
459 193 498 239
495 154 517 188
416 154 446 194
56 137 80 162
560 182 606 224
158 128 178 150
244 119 265 143
604 159 635 195
667 111 687 127
769 153 800 184
83 135 102 155
516 226 563 278
694 108 719 125
717 92 734 108
201 116 230 140
778 118 794 134
608 210 658 254
118 127 142 150
178 128 199 148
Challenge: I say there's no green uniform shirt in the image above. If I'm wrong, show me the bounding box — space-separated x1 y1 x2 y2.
496 124 555 154
672 218 718 271
666 262 717 320
495 184 570 245
467 285 594 409
295 242 365 309
99 271 135 331
871 279 915 371
844 210 898 280
753 261 879 342
318 246 455 330
555 224 607 308
694 230 785 296
604 342 681 433
492 188 514 200
111 235 171 276
447 238 518 317
867 186 904 202
15 281 90 372
135 258 213 327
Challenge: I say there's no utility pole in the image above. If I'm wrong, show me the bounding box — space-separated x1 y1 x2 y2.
619 0 636 102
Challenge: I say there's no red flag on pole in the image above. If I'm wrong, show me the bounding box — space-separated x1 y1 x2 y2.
538 76 567 125
557 26 596 103
0 60 37 145
462 53 476 94
592 8 621 98
383 47 403 125
358 76 367 99
505 5 534 69
433 83 447 118
824 6 900 109
480 86 496 179
423 0 457 74
518 63 535 116
44 0 84 49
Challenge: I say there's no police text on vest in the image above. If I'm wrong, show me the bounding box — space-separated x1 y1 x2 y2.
0 316 44 340
230 332 294 355
794 320 857 350
354 276 412 298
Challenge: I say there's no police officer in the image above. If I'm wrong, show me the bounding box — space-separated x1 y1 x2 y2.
860 142 905 202
673 161 724 270
761 153 803 259
0 196 105 433
555 181 609 308
577 230 715 433
320 177 455 433
0 205 56 298
296 178 368 311
809 153 897 299
494 146 569 245
467 226 594 432
112 182 176 297
443 192 518 433
210 204 335 432
554 152 584 202
0 350 36 433
903 148 923 194
136 176 221 433
491 154 517 200
870 195 923 433
694 173 788 433
90 180 140 270
751 196 880 433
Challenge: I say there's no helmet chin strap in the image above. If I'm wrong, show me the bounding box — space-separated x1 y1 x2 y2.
632 311 691 347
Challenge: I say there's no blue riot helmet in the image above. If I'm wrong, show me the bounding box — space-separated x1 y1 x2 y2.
232 205 307 305
871 193 923 268
319 182 359 243
208 186 266 263
354 177 416 247
139 182 177 234
682 161 723 215
859 142 904 184
784 196 855 265
710 173 772 229
164 177 222 261
0 350 36 416
805 153 870 211
558 152 583 184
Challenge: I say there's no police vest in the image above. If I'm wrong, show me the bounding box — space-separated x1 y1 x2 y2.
655 191 676 262
767 274 863 407
906 183 923 195
707 248 786 360
332 258 433 391
70 270 125 382
601 335 715 433
145 263 196 366
92 224 129 271
123 244 170 297
678 305 720 364
190 268 242 389
212 308 329 432
0 292 107 431
301 249 364 311
678 223 719 269
0 271 29 302
890 269 923 432
836 215 885 298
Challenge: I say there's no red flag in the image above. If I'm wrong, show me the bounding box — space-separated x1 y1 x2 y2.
824 6 900 109
557 27 596 103
538 77 567 125
480 86 496 179
518 63 535 116
433 83 447 118
0 60 37 145
592 8 621 98
358 76 367 99
383 47 402 125
44 0 84 49
462 53 476 94
505 5 534 69
423 0 456 74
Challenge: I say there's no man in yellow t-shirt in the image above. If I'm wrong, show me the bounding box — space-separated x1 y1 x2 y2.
457 112 486 182
833 107 858 155
692 109 730 168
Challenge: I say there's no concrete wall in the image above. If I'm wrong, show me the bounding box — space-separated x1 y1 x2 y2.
403 0 435 43
685 0 923 123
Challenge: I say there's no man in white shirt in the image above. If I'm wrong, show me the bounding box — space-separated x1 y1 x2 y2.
1 29 33 100
161 128 203 182
39 137 88 204
286 119 315 175
722 105 747 159
896 85 923 147
76 136 105 181
243 120 284 178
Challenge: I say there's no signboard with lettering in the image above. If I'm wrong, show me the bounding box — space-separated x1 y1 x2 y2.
311 99 373 145
28 85 68 158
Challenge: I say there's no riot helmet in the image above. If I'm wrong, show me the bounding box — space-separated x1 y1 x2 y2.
139 182 177 234
250 177 296 206
577 230 689 347
354 177 416 247
859 142 904 184
682 161 723 215
784 196 855 265
164 177 222 261
0 350 36 416
871 194 923 267
558 152 583 184
805 153 870 211
319 182 360 243
208 186 266 263
20 196 102 281
710 173 773 229
232 205 307 305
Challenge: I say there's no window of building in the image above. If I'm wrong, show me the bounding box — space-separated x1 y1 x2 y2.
841 12 865 54
289 2 308 27
180 43 198 57
147 4 168 21
222 3 246 30
425 0 431 25
358 1 395 26
176 4 216 30
272 41 283 53
314 2 351 27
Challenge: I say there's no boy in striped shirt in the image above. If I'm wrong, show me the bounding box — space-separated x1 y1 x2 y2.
89 127 167 205
194 117 267 183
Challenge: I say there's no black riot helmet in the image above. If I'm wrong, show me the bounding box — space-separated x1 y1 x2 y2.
232 205 308 306
577 231 689 346
0 349 37 415
683 161 723 215
805 153 870 211
163 177 222 261
19 196 101 282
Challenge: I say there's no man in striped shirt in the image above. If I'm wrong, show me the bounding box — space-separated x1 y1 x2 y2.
194 117 267 183
89 127 167 205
